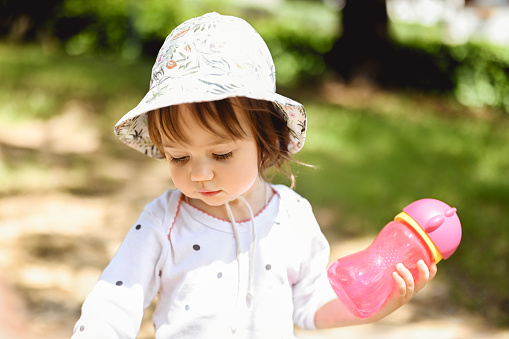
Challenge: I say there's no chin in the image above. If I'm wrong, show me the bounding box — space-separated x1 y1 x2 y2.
192 194 229 206
201 199 228 207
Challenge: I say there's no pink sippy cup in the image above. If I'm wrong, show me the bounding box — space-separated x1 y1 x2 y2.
327 199 462 318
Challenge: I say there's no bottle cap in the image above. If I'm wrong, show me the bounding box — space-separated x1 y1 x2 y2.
403 199 462 259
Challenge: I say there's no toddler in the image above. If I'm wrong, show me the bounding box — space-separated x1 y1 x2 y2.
72 12 435 338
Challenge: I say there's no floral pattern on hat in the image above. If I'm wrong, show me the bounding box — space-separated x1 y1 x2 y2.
114 12 307 159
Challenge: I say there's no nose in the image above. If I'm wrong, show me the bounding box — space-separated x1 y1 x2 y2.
190 158 214 182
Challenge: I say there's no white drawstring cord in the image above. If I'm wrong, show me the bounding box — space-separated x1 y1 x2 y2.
224 197 257 301
238 195 256 301
225 201 242 305
223 183 269 333
225 198 256 334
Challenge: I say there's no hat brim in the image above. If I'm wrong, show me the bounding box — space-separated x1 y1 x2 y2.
114 76 307 158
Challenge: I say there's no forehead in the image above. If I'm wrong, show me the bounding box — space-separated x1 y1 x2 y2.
159 99 252 146
176 105 232 139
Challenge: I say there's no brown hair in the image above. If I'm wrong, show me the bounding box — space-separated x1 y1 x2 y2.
147 97 299 186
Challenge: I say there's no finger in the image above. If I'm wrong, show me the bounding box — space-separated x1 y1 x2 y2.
396 263 415 298
429 262 438 281
397 263 415 288
392 271 407 297
415 260 430 291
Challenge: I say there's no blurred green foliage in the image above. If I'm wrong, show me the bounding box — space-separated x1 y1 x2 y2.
59 0 232 56
2 0 509 112
452 44 509 111
2 0 338 87
391 23 509 112
252 2 338 85
0 44 149 122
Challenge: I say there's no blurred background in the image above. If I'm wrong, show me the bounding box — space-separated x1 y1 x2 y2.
1 0 509 338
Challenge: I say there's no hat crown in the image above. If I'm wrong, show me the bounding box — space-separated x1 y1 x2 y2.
150 12 276 94
114 12 307 158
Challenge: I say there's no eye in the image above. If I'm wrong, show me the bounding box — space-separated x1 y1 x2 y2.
213 151 233 161
169 156 188 165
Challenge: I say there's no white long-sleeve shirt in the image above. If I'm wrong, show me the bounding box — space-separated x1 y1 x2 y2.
72 185 332 338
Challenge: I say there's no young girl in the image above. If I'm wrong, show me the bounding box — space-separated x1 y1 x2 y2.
72 12 436 338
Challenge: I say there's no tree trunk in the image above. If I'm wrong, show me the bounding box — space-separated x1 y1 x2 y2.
325 0 390 83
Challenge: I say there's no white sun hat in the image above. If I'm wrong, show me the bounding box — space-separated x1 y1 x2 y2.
114 12 307 159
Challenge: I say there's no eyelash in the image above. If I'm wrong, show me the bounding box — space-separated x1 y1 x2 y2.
169 152 233 165
213 151 233 161
169 157 187 165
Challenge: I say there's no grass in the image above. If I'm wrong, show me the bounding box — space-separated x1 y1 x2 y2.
0 44 150 122
1 43 509 326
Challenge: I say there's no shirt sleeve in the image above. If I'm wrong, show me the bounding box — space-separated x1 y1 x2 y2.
289 195 333 331
71 197 170 339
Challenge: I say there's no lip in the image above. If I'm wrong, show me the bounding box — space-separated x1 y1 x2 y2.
198 190 222 197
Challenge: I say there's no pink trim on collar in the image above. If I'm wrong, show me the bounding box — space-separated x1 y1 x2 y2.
167 194 184 240
180 187 278 223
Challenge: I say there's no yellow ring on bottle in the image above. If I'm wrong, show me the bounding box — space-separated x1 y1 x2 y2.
394 212 443 263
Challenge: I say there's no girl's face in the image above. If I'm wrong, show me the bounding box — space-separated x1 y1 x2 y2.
160 102 264 219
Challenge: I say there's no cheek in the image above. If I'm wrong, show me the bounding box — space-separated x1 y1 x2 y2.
230 151 259 184
167 166 187 189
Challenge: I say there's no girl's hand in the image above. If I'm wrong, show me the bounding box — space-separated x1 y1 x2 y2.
394 260 437 301
375 260 437 319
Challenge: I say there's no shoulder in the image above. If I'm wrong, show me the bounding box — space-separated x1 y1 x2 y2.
144 189 181 212
272 184 304 201
272 184 318 234
272 185 329 256
272 184 313 213
141 189 182 229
